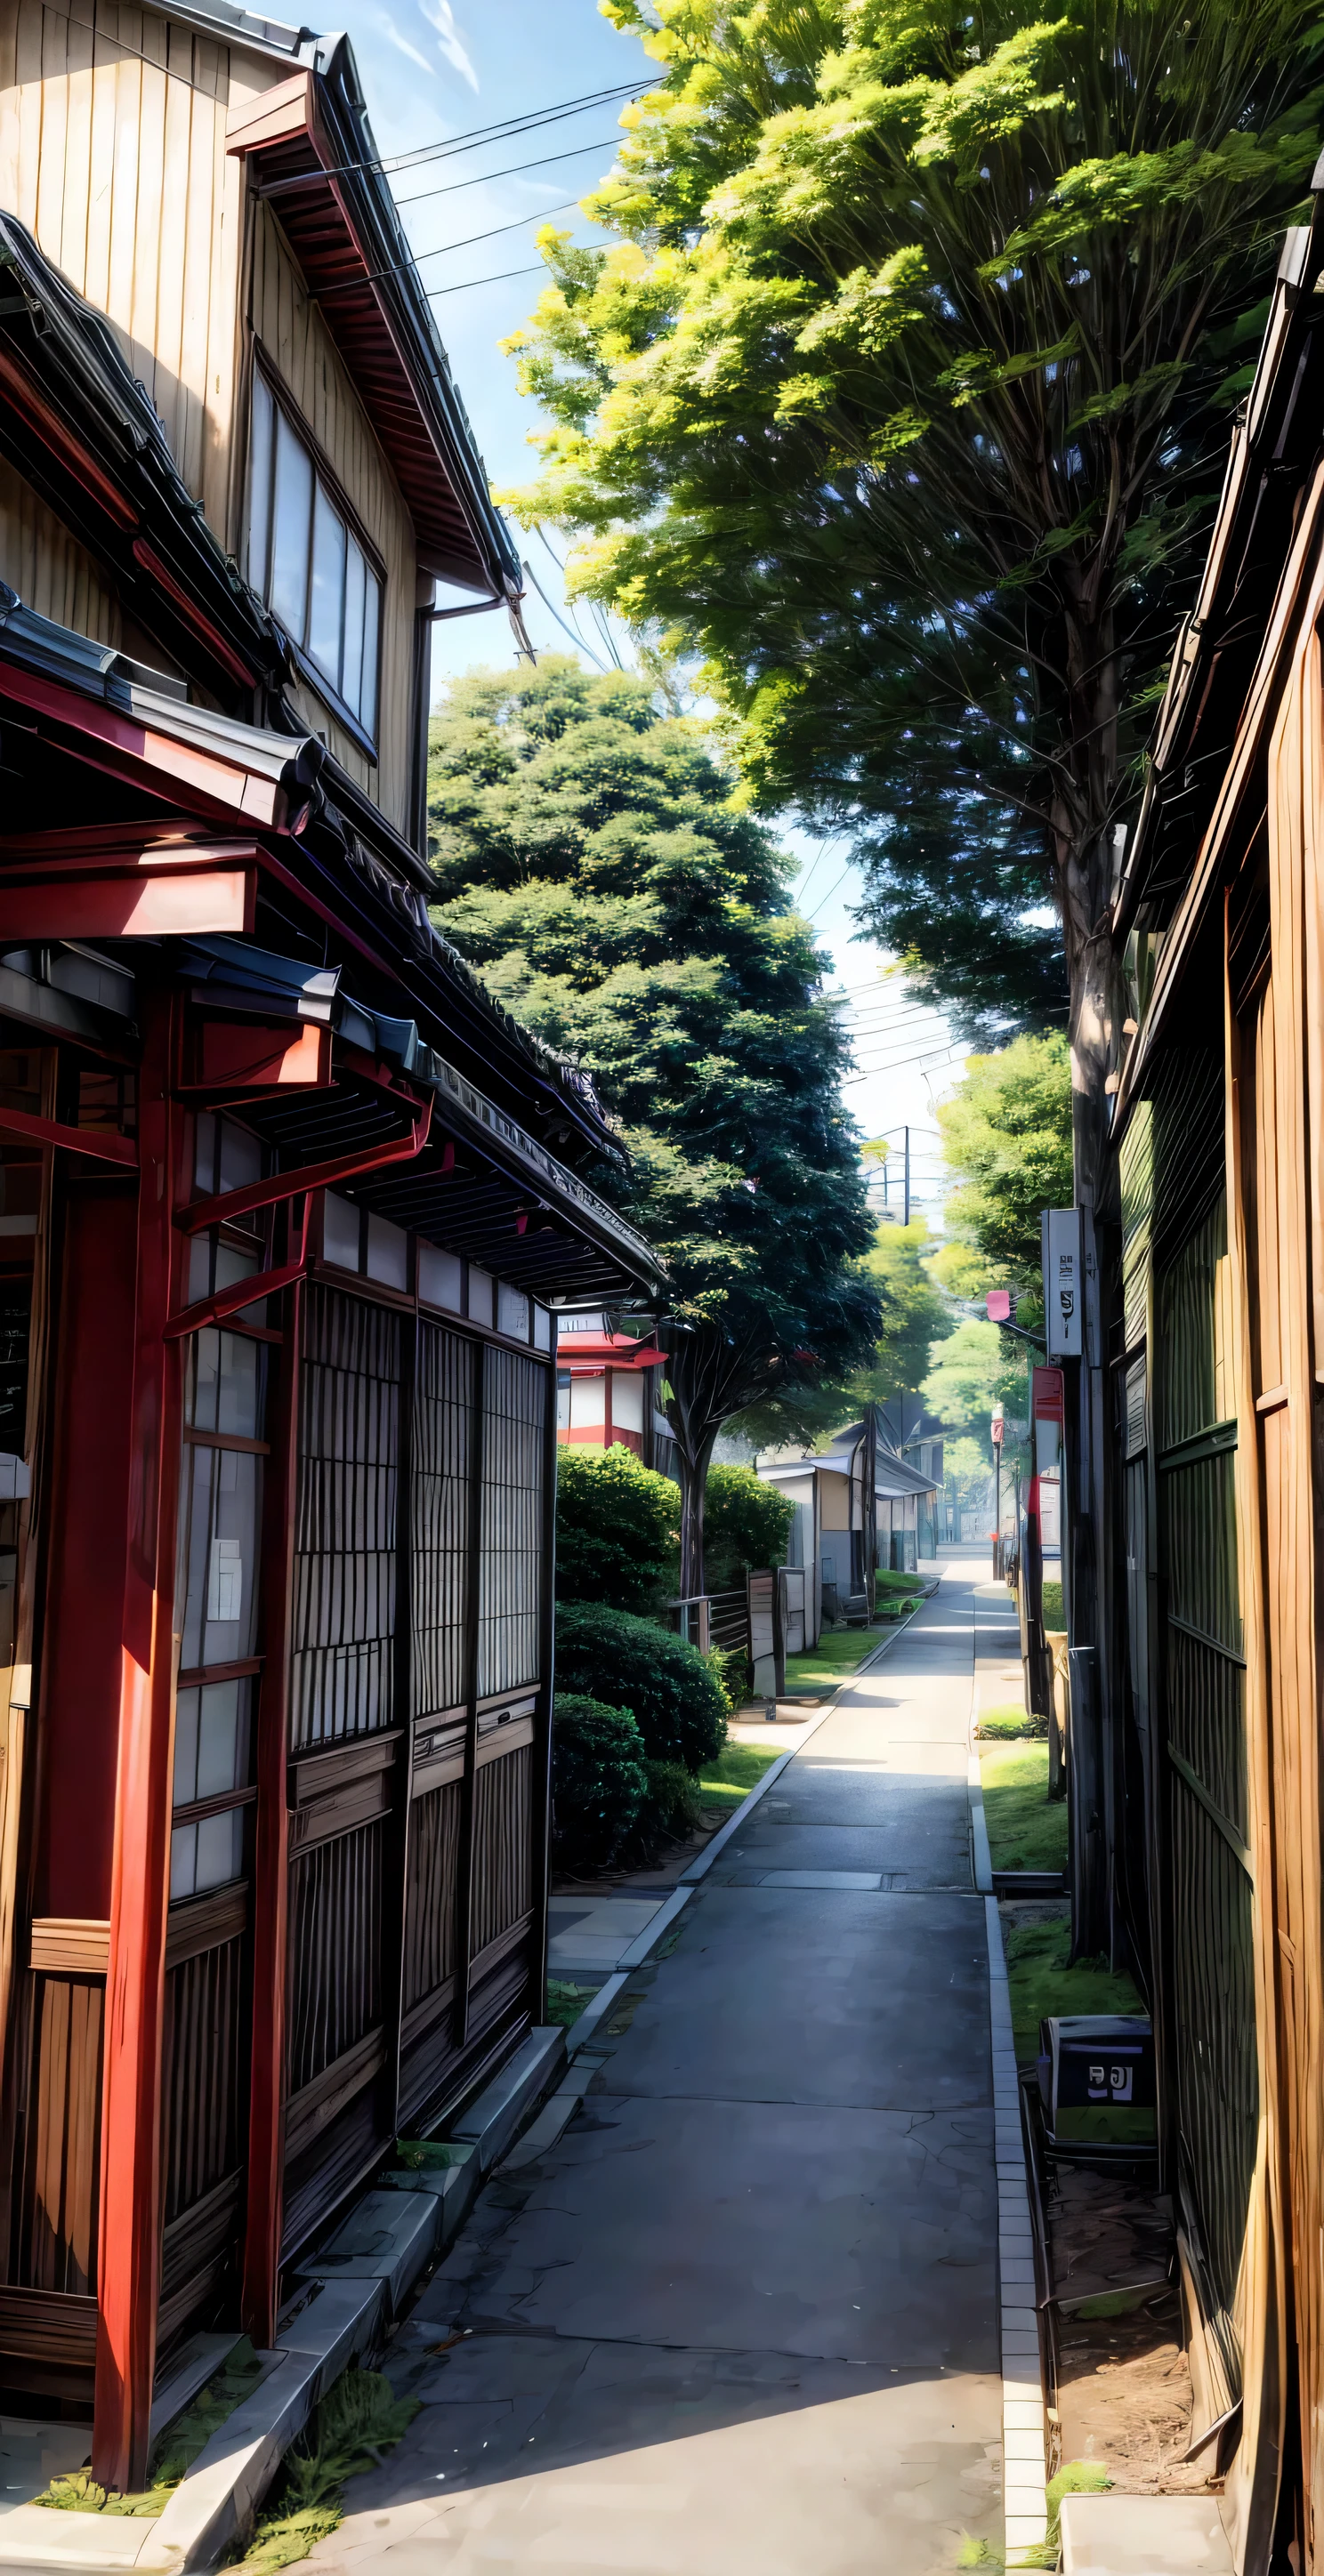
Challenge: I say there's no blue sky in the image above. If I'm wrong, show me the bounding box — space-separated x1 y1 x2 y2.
328 0 967 1203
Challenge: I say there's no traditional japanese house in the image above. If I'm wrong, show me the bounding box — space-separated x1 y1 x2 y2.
0 0 663 2499
554 1311 671 1467
1104 183 1324 2570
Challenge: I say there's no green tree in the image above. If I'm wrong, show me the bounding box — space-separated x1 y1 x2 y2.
500 0 1323 1099
922 1317 1005 1447
703 1462 794 1592
427 660 878 1592
555 1445 680 1612
733 1217 952 1445
934 1034 1075 1297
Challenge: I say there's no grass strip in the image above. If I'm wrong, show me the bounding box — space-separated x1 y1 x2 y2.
784 1622 900 1697
698 1742 781 1812
234 2368 419 2572
980 1742 1068 1872
1003 1913 1146 2065
545 1976 598 2028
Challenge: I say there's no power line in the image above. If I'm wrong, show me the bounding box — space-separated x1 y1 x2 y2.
394 135 625 212
521 558 610 671
260 80 646 197
426 262 546 302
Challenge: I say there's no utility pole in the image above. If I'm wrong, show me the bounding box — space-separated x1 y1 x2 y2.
903 1125 910 1227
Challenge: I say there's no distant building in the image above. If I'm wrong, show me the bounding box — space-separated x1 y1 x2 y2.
555 1312 674 1472
756 1421 941 1643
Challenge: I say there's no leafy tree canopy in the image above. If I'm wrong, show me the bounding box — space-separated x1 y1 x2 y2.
500 0 1324 1034
934 1033 1075 1293
427 660 879 1588
732 1216 952 1446
703 1462 794 1590
922 1316 1009 1454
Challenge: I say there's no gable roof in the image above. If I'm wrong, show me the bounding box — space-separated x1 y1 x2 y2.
226 36 523 601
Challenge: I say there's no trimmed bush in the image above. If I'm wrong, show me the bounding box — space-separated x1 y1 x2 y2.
703 1464 794 1595
638 1758 704 1844
555 1445 679 1613
555 1600 728 1771
551 1693 648 1871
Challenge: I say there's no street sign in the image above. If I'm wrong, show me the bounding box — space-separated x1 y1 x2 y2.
1041 1207 1083 1359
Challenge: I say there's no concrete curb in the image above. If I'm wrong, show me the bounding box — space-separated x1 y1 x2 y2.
0 2036 574 2575
984 1892 1048 2564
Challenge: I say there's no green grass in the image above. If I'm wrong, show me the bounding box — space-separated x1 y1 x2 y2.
979 1701 1046 1740
784 1621 904 1696
545 1978 597 2030
1003 1913 1147 2065
698 1742 782 1811
980 1741 1068 1872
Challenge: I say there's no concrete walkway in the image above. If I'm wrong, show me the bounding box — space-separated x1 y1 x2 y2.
312 1553 1006 2576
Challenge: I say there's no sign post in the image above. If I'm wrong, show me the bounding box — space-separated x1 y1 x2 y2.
1041 1209 1083 1360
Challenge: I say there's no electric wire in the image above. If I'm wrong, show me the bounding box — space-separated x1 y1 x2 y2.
260 80 646 195
393 135 625 212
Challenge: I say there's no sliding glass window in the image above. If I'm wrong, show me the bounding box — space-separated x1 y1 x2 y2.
248 369 382 741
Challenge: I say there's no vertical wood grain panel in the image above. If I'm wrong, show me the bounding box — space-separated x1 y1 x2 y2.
285 1817 382 2096
12 1973 103 2294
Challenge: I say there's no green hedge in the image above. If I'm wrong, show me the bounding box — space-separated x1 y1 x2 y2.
551 1693 648 1871
555 1445 679 1614
554 1601 728 1770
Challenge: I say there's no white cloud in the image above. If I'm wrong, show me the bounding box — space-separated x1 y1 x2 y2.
418 0 479 89
374 9 435 71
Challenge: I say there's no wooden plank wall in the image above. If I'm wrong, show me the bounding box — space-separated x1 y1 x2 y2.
0 1 418 829
0 453 121 640
0 0 255 535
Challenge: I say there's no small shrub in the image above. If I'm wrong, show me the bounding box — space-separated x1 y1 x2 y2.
555 1445 679 1613
640 1758 704 1841
703 1464 794 1595
979 1708 1047 1740
555 1601 728 1770
1041 1578 1065 1628
237 2370 418 2574
552 1692 648 1870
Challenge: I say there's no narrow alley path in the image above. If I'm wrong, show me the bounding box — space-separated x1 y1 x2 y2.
314 1553 1005 2576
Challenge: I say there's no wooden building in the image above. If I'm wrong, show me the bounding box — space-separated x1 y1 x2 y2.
0 0 662 2499
554 1313 670 1467
1105 189 1324 2569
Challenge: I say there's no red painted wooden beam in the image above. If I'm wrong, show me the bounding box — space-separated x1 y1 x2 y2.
0 1105 137 1167
179 1093 433 1235
0 866 254 940
93 991 184 2491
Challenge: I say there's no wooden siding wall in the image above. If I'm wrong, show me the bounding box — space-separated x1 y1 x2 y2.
157 1890 246 2349
0 452 121 642
0 3 418 827
1118 1050 1259 2444
11 1971 101 2294
0 0 256 535
248 201 418 829
284 1290 547 2265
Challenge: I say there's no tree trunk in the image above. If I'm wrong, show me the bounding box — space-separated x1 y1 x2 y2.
661 1319 752 1600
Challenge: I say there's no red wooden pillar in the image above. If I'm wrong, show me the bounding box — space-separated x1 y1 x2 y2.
242 1273 301 2347
93 989 183 2491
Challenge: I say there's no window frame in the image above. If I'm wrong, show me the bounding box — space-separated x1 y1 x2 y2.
246 350 386 760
